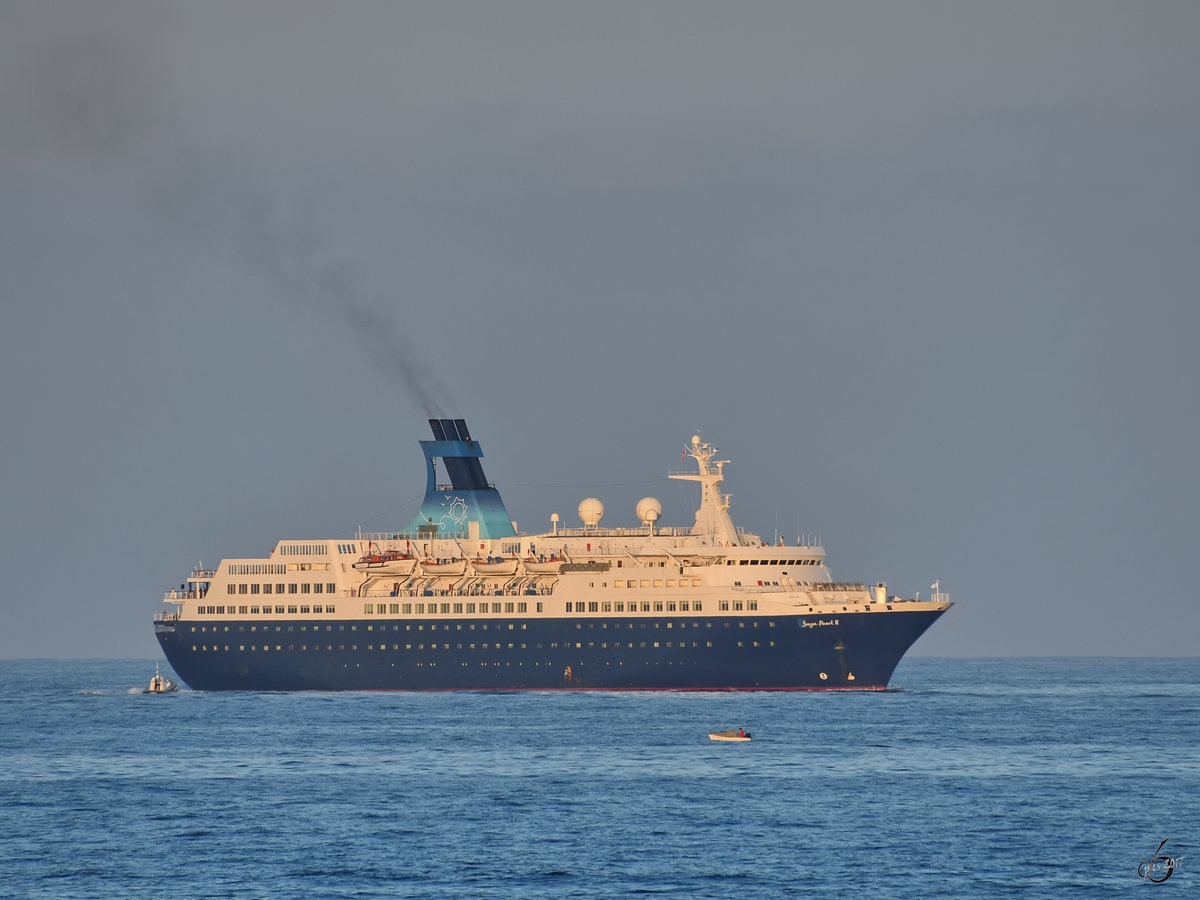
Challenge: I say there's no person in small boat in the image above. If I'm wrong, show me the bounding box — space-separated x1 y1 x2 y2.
737 728 745 737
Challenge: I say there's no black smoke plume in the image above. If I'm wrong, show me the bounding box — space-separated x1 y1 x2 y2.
17 24 450 417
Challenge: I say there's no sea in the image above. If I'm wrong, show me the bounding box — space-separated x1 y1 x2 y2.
0 658 1194 899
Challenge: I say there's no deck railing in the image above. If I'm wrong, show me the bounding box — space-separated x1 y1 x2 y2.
163 589 207 601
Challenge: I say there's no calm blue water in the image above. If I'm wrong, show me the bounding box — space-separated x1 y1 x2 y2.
0 658 1195 898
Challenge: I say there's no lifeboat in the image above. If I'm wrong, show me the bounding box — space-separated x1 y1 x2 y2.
421 558 467 576
523 557 564 575
353 549 417 575
472 557 519 575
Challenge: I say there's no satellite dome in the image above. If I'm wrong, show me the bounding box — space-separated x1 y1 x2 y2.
578 498 605 527
636 497 662 525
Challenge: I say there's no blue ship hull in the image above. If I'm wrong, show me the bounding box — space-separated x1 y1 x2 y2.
156 607 947 691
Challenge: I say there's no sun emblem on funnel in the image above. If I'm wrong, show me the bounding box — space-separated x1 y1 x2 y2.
439 496 469 531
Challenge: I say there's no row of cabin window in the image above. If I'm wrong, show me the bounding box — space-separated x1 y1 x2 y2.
566 600 705 613
363 601 538 615
277 544 328 556
196 605 337 615
189 624 532 638
226 583 336 595
610 578 703 588
192 639 777 652
191 620 773 634
728 559 822 566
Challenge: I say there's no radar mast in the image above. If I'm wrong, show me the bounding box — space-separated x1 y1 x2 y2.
669 434 743 545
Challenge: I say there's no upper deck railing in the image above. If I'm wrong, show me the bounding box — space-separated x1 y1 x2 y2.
353 526 816 543
163 589 207 601
356 530 465 542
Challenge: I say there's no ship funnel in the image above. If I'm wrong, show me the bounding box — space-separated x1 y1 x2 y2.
402 419 517 539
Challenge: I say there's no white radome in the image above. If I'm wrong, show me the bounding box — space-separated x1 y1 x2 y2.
578 497 604 526
636 497 662 525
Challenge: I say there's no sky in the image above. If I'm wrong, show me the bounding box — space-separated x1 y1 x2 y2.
1 1 1197 659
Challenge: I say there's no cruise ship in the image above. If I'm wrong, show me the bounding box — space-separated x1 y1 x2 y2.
154 419 951 690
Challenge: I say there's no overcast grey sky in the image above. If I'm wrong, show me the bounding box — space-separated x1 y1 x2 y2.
2 1 1197 658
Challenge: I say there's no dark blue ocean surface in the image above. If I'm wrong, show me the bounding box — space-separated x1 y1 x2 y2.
0 658 1195 898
